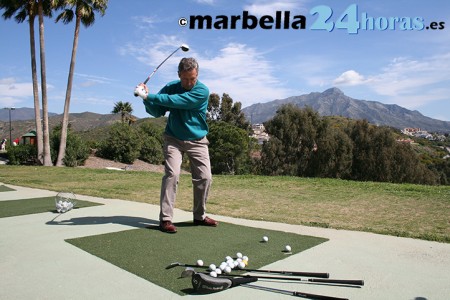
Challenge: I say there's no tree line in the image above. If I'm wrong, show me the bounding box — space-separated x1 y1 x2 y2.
205 95 449 185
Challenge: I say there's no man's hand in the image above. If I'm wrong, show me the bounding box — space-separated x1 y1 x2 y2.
134 83 148 99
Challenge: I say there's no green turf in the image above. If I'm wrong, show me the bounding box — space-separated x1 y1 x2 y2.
66 222 328 295
0 185 15 192
0 197 103 218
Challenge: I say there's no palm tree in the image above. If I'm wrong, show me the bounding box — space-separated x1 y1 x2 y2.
54 0 108 167
0 0 52 165
37 0 53 166
112 101 133 124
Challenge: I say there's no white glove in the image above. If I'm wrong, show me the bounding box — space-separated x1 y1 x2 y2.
134 85 148 99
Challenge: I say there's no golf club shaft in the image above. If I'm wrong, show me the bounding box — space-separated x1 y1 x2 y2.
224 274 364 286
143 47 182 84
244 284 349 300
167 262 329 278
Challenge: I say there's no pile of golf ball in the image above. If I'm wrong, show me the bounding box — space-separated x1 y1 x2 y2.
206 252 249 277
55 192 76 213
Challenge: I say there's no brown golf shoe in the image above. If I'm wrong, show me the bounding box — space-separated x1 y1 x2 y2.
160 221 177 233
193 216 218 227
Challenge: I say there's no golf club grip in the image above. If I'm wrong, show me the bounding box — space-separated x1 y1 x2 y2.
309 278 364 286
294 291 349 300
253 270 329 278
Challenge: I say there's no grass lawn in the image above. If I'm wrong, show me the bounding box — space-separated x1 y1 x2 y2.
1 165 449 242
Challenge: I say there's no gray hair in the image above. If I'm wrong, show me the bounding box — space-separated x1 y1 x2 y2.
178 57 199 73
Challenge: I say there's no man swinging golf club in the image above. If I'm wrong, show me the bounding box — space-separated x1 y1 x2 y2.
135 55 218 233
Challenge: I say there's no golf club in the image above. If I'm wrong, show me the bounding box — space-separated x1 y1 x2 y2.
180 268 364 287
166 262 329 278
243 284 350 300
224 274 364 287
134 44 189 97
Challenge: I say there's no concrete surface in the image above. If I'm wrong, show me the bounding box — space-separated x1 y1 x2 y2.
1 182 449 300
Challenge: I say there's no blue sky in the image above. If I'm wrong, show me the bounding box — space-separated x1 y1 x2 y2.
1 0 449 121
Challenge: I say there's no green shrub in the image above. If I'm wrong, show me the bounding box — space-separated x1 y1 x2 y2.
97 123 142 164
50 125 90 167
6 144 37 165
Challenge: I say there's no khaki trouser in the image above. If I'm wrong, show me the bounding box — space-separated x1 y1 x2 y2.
160 134 212 222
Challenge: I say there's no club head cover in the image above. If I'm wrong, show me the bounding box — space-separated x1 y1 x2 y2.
191 273 232 293
134 85 148 99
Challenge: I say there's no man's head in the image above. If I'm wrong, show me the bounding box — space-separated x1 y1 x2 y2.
178 58 199 90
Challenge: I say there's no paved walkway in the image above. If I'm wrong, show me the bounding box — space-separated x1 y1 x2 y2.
1 182 449 300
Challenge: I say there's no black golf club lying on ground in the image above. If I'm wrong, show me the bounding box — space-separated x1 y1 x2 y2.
187 270 350 300
180 267 363 287
166 261 330 278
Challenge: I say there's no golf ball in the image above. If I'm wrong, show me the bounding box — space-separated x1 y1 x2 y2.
209 264 217 271
262 236 269 242
224 266 232 274
238 262 246 269
215 268 222 275
285 245 292 252
196 259 204 266
225 256 232 261
236 252 243 259
210 271 217 277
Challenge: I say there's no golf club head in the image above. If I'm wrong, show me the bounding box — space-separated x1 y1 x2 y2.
166 262 182 269
180 44 189 52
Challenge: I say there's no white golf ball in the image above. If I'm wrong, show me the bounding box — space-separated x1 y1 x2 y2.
236 252 243 259
285 245 292 252
238 262 246 269
210 271 217 277
224 266 232 274
215 268 222 275
209 264 217 271
225 256 232 262
227 261 235 269
263 236 269 242
196 259 204 266
242 256 249 262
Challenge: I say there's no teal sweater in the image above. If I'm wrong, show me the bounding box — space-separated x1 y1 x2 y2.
142 80 209 141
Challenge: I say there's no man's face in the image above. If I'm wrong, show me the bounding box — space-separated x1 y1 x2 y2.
179 68 198 90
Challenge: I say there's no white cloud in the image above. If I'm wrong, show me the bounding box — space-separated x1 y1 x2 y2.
333 70 367 86
0 77 33 107
200 43 294 106
194 0 215 5
244 0 308 16
333 53 450 109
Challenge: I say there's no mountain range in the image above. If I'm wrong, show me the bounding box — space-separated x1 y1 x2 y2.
2 88 450 138
242 88 450 133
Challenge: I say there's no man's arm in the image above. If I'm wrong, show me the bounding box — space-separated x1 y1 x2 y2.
148 83 209 110
142 100 168 118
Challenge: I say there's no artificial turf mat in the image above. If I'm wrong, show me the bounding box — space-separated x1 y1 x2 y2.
66 222 328 295
0 197 103 218
0 185 15 192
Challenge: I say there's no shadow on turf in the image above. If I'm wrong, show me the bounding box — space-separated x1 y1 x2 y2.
46 215 158 228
